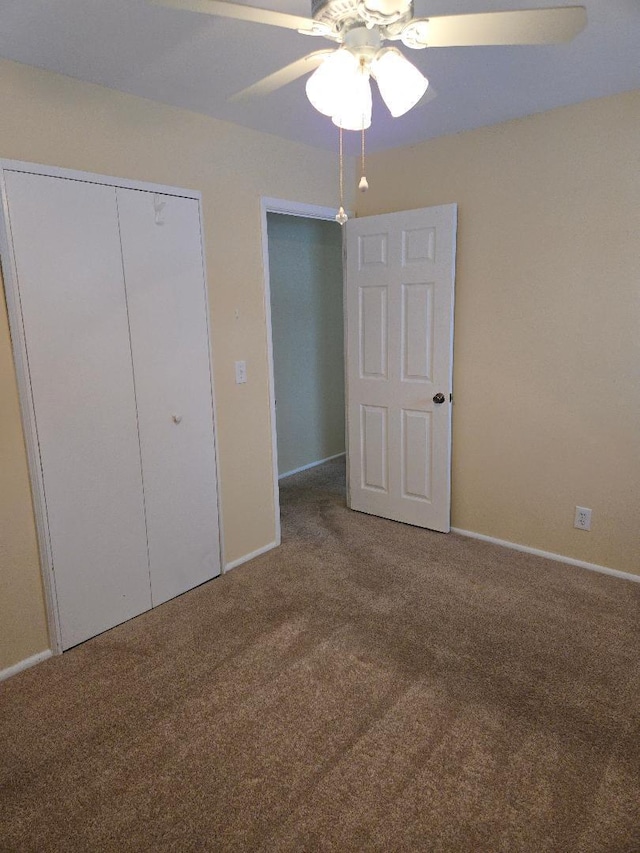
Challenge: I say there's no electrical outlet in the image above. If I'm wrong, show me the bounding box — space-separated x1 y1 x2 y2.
574 506 592 531
235 360 247 384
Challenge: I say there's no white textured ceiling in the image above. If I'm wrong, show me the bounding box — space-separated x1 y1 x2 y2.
0 0 638 153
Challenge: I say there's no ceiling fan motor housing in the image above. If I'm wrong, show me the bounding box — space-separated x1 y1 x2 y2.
311 0 414 31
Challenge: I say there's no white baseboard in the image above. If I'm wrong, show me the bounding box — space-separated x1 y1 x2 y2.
224 540 279 573
0 648 53 682
451 527 639 585
279 452 346 481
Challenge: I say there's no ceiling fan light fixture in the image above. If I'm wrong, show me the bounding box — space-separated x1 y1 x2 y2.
305 48 358 117
371 47 428 117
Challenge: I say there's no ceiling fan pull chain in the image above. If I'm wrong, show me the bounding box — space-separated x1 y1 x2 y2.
359 125 369 192
336 125 348 225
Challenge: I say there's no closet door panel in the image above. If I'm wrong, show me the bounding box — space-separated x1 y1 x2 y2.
4 172 152 648
116 188 221 606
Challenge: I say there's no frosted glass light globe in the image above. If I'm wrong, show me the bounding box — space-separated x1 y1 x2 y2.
306 49 359 118
372 48 429 117
331 65 372 131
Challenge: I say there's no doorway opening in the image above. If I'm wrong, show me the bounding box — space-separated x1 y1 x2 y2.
261 198 346 542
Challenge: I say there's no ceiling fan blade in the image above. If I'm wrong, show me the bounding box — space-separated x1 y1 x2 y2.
403 6 587 48
229 50 335 101
151 0 317 33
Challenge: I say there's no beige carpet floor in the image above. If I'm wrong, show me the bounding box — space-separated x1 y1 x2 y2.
1 457 639 852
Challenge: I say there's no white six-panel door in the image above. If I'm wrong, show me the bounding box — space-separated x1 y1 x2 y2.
117 188 221 605
345 205 457 532
4 172 153 648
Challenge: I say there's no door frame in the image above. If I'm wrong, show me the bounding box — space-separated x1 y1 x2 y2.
0 160 224 656
260 197 347 545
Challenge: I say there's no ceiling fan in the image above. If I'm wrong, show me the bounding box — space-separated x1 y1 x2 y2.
152 0 587 130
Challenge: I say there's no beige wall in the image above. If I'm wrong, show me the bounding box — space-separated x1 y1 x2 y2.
357 90 640 575
267 213 345 476
0 268 50 666
0 59 353 670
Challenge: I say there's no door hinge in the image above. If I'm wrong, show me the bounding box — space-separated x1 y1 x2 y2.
450 393 453 403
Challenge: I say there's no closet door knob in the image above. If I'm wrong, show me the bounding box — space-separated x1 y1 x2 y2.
172 414 183 424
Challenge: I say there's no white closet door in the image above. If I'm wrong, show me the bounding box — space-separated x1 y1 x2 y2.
116 188 221 606
4 172 152 649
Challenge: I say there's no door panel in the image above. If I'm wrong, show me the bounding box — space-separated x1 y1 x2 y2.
359 231 388 267
402 282 434 381
4 172 152 648
361 404 388 492
360 286 387 378
346 205 457 532
402 409 432 501
116 188 221 606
